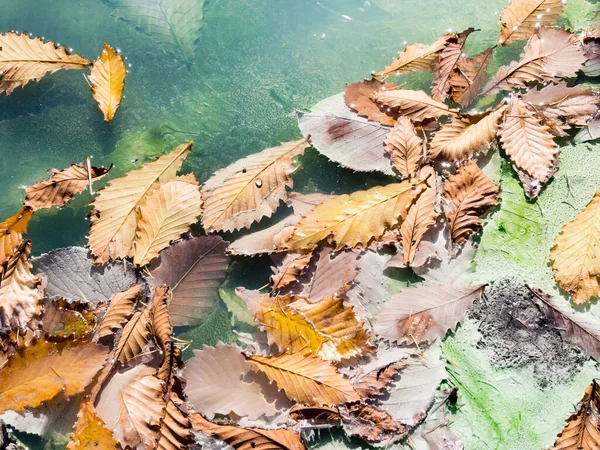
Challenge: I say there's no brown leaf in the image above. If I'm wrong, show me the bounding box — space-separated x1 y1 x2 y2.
344 81 397 126
499 96 558 187
374 284 485 345
66 399 118 450
246 352 360 406
553 381 600 449
0 31 90 95
449 47 494 107
114 305 151 365
482 27 585 97
201 139 309 232
150 286 178 380
340 403 410 445
373 35 453 80
442 161 501 247
498 0 564 46
190 412 306 450
42 299 93 341
0 240 43 335
431 28 475 101
147 235 229 326
583 36 600 77
155 394 193 450
24 164 109 211
429 107 504 161
399 166 439 266
89 43 126 122
384 117 426 178
372 89 457 122
270 252 313 291
353 362 405 401
97 285 141 339
0 207 33 266
0 339 108 414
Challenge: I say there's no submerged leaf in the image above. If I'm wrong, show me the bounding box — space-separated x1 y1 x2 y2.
384 117 425 179
345 80 397 126
553 381 600 449
0 31 90 95
66 399 118 450
372 89 457 122
0 207 33 266
89 43 126 123
498 0 564 46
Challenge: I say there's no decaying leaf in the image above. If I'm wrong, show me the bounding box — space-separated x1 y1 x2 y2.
89 43 126 122
190 412 306 450
449 47 494 107
89 142 192 264
498 0 564 46
247 352 360 406
0 339 108 414
0 240 43 334
24 164 109 211
553 381 600 449
0 207 33 266
374 284 485 345
131 179 202 266
372 89 457 122
97 285 141 339
373 35 452 80
442 162 501 247
345 81 397 126
353 361 405 401
147 235 229 326
183 342 289 420
282 179 428 251
340 403 410 446
482 27 585 97
66 399 118 450
583 36 600 77
114 305 151 364
41 299 93 340
429 108 504 161
271 252 313 291
550 188 600 304
384 117 425 178
431 28 475 101
0 31 90 95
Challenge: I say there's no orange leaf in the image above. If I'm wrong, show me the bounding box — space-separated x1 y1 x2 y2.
66 399 118 450
89 43 126 122
0 207 33 266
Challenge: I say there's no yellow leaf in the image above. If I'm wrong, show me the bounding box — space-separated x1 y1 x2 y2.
247 352 360 406
131 180 202 266
0 31 90 95
499 0 564 46
384 117 425 179
88 142 192 264
282 179 428 251
89 43 126 122
66 399 118 450
550 189 600 304
0 240 42 334
97 285 141 338
553 381 600 449
114 305 151 364
0 207 33 266
0 339 108 414
372 89 457 122
201 139 309 232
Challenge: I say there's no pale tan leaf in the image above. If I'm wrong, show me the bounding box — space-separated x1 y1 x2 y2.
498 0 564 46
399 166 439 266
0 240 42 334
429 108 504 161
372 89 457 122
482 27 585 97
190 412 306 450
24 164 109 211
97 285 141 339
89 142 192 264
247 352 360 406
442 161 501 247
0 207 33 266
131 180 202 266
282 179 428 251
431 28 475 101
499 96 558 186
201 139 309 232
550 189 600 304
0 31 90 95
0 339 108 414
384 117 425 178
89 43 126 122
66 399 118 450
270 252 313 291
373 35 452 80
374 284 485 345
114 305 151 365
344 80 397 126
553 381 600 449
449 47 494 107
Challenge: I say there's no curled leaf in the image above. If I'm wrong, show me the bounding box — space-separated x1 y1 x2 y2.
270 252 313 291
114 305 151 365
431 28 475 101
345 81 397 126
97 285 141 339
372 89 457 122
89 43 126 122
0 207 33 266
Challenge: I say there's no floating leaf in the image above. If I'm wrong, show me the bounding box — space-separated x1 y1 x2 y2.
147 235 229 326
89 43 126 123
0 339 108 414
0 207 33 266
384 117 425 179
247 352 360 406
271 252 313 291
282 179 428 251
66 399 118 450
442 161 501 247
149 286 176 380
97 285 141 339
431 28 475 101
344 81 397 126
89 142 192 264
482 27 585 97
553 381 600 449
353 362 405 401
131 179 202 266
498 0 564 46
114 305 151 364
0 31 90 95
449 47 494 107
41 299 93 340
372 89 457 122
374 284 485 345
155 394 193 450
0 240 43 334
340 403 409 446
550 188 600 304
201 139 308 232
24 164 109 211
